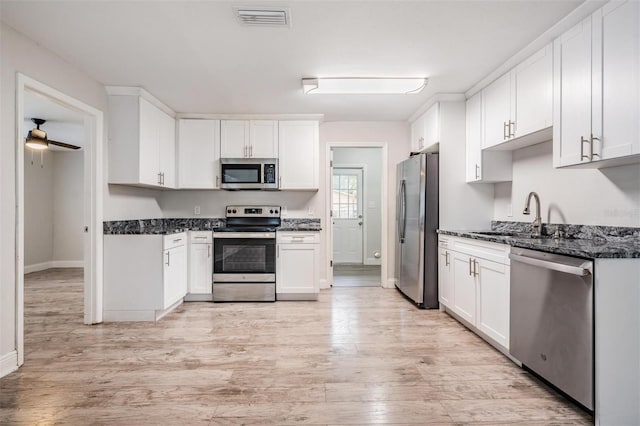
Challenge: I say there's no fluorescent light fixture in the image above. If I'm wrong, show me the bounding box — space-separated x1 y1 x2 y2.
302 78 427 94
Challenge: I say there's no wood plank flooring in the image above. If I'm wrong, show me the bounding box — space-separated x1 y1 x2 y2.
333 264 381 287
0 268 592 425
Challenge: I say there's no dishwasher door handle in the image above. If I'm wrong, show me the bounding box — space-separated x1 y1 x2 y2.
509 253 592 276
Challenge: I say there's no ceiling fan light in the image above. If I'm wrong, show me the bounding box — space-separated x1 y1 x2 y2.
25 129 48 150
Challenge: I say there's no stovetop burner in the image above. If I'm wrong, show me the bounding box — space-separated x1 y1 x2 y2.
221 205 282 232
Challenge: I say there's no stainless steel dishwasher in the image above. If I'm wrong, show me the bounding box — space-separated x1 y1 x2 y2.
509 248 594 411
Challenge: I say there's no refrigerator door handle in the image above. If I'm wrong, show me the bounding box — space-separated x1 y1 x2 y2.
400 179 407 243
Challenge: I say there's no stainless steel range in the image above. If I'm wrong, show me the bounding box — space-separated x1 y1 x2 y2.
212 205 280 302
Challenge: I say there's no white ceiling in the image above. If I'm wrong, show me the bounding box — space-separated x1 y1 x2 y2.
2 1 582 121
24 91 85 150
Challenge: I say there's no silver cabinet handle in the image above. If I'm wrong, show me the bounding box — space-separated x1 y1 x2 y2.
215 175 219 187
503 122 508 140
475 164 480 180
509 121 515 138
581 136 591 161
165 251 170 266
278 176 282 188
173 238 182 243
207 245 211 258
468 257 473 276
158 172 162 185
473 259 479 277
509 253 592 276
445 251 450 266
244 145 248 158
194 236 208 240
277 245 280 258
590 134 600 159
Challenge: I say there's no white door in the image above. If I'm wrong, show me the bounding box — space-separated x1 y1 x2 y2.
249 120 278 158
189 243 212 294
278 121 319 189
220 120 249 158
476 258 510 349
513 44 553 138
452 251 476 325
465 92 483 182
158 109 176 188
138 97 161 186
332 168 364 264
178 119 220 189
438 248 453 308
482 72 513 148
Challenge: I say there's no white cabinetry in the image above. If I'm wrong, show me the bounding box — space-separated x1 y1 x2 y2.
482 44 553 150
220 120 278 158
163 234 187 308
465 92 512 183
410 103 439 152
178 119 220 189
438 235 510 350
108 93 176 188
104 232 187 321
185 231 213 300
276 232 320 300
554 1 640 168
278 121 319 190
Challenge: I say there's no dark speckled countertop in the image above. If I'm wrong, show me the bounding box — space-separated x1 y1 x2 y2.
104 218 321 235
438 221 640 259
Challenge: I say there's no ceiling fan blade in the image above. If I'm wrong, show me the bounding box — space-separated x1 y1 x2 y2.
48 139 82 150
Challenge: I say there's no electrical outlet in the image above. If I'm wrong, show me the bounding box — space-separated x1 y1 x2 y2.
308 207 314 216
194 205 201 215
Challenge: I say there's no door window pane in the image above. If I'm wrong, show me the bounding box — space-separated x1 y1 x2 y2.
332 171 360 219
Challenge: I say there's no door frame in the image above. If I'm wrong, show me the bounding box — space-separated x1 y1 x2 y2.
332 165 366 265
325 143 388 288
15 74 104 366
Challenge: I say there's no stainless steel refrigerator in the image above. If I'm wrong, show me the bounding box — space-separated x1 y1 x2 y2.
395 153 439 308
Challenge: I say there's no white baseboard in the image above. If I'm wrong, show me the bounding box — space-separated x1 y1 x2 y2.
364 258 382 266
0 351 18 378
385 278 397 289
24 260 84 274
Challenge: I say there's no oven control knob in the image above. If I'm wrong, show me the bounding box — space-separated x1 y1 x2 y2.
232 209 237 214
275 209 279 214
270 209 274 214
227 209 231 214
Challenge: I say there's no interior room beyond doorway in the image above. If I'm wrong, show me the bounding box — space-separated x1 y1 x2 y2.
331 147 383 287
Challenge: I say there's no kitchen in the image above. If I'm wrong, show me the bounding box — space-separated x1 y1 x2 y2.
0 2 640 424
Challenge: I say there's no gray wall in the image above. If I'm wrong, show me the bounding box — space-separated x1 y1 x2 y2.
494 141 640 227
24 150 54 266
333 147 382 265
52 151 84 262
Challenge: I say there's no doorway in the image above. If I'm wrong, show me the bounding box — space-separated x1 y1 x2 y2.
16 74 104 367
329 147 384 287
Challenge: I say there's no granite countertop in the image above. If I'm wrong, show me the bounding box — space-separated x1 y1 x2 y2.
104 218 321 235
438 221 640 259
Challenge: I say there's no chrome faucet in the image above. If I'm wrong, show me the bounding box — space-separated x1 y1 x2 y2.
523 192 542 237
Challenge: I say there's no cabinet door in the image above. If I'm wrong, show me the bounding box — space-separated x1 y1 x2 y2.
482 73 513 148
178 119 221 189
250 120 278 158
466 93 483 182
514 44 553 138
220 120 249 158
410 114 425 152
158 110 176 188
423 103 440 148
279 121 319 190
476 258 510 349
276 243 318 294
138 98 161 186
438 249 453 308
596 1 640 160
553 17 593 167
451 251 476 325
188 243 212 294
164 246 187 308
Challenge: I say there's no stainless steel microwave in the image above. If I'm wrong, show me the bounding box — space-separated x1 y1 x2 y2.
220 158 279 190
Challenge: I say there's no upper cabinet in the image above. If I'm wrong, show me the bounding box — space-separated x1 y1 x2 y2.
554 1 640 168
483 44 553 150
220 120 278 158
278 121 319 190
466 92 512 183
177 119 221 189
410 103 439 152
108 92 176 189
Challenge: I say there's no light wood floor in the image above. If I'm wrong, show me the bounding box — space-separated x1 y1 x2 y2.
0 268 592 425
333 264 381 287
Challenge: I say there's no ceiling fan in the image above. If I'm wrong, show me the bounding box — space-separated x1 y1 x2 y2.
25 118 81 150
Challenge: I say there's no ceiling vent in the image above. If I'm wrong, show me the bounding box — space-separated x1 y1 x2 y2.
234 7 291 27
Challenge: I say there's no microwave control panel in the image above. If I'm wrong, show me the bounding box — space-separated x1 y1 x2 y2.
264 164 277 184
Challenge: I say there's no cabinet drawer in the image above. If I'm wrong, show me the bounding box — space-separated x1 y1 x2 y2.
277 232 320 244
164 232 187 250
441 235 510 265
190 231 212 244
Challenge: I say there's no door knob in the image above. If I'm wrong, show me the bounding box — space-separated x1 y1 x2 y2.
358 222 363 226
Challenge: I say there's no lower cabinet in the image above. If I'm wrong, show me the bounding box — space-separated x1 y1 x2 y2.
104 232 187 321
276 232 320 300
438 235 510 350
185 231 213 301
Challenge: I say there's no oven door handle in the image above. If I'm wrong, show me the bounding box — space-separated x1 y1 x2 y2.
213 232 276 239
